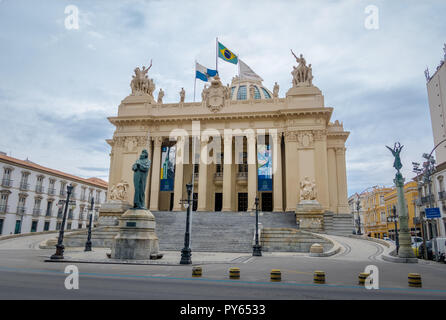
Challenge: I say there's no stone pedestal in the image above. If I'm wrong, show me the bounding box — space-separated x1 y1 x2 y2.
295 200 324 233
111 209 162 260
98 201 132 227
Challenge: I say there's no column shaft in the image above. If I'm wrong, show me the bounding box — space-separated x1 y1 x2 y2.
247 134 257 211
173 136 185 211
335 147 349 213
222 136 233 211
272 132 283 212
197 136 209 211
284 131 299 211
149 137 162 211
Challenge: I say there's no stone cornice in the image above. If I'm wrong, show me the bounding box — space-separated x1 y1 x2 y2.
108 107 334 126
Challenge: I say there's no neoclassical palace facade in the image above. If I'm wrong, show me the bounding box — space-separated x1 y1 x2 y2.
106 56 350 215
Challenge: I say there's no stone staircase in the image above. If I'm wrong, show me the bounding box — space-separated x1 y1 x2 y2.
323 212 354 236
260 228 333 252
153 211 297 253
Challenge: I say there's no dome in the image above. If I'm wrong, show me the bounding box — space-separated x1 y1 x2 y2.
229 76 273 101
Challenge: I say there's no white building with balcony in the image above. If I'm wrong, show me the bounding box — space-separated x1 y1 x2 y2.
425 44 446 237
0 152 108 235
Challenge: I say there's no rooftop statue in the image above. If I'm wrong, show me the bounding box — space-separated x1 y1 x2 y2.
132 149 151 209
291 50 314 87
130 60 156 98
179 88 185 103
157 88 164 104
273 82 279 98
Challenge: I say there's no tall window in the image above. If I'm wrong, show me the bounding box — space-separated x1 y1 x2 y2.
20 172 29 190
33 198 42 216
0 193 8 213
60 182 67 196
36 176 44 193
2 168 12 187
48 179 56 195
17 196 26 214
46 201 53 217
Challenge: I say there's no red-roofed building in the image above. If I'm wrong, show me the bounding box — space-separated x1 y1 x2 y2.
0 152 108 235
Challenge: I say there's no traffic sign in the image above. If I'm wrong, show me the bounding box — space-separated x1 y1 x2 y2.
425 207 441 219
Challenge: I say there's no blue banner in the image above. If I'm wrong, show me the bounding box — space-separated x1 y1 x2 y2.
426 207 441 219
160 145 176 191
257 144 272 191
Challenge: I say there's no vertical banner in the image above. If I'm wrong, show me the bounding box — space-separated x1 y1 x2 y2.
160 145 176 191
257 144 272 191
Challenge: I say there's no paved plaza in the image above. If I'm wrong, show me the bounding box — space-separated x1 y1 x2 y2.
0 233 445 299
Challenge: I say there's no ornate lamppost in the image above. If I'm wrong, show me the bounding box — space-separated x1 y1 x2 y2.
386 143 415 259
253 197 262 256
387 205 399 254
180 183 193 264
84 197 94 252
356 197 362 235
50 184 73 260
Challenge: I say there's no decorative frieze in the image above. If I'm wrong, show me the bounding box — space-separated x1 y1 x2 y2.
297 131 314 149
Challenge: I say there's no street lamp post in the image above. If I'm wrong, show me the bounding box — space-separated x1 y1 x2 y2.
84 197 94 252
50 184 73 260
388 205 399 254
356 197 362 235
180 183 193 265
252 197 262 256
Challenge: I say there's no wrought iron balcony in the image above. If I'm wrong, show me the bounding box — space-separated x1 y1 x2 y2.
48 188 56 196
19 182 30 191
1 179 13 187
421 195 435 204
17 206 26 215
32 208 42 217
0 205 9 214
60 190 66 197
35 185 45 194
439 191 446 201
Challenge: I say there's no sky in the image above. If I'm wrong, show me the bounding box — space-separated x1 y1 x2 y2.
0 0 445 196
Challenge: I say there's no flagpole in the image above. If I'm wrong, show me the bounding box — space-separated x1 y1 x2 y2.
216 37 218 72
193 60 196 102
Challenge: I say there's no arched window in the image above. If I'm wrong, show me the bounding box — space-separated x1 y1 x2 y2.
261 87 271 99
237 86 247 100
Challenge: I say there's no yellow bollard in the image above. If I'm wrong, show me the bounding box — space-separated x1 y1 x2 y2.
358 272 370 285
229 267 240 279
408 273 422 288
314 270 325 284
192 266 202 277
270 269 282 282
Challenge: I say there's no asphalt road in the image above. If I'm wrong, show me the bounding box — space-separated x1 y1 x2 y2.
0 234 445 300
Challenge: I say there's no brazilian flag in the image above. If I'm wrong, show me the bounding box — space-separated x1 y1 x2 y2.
218 42 238 65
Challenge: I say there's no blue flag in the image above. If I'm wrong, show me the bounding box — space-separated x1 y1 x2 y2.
196 62 218 82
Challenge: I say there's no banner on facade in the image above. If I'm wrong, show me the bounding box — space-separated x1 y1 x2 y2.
160 145 176 191
257 144 272 191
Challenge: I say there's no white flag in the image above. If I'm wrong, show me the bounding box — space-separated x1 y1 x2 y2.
239 59 263 82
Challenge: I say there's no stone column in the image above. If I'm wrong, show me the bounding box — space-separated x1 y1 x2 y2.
222 135 233 211
149 137 163 211
144 137 152 209
247 133 257 211
314 130 329 209
284 131 299 211
327 147 338 213
272 132 283 212
335 147 349 213
173 136 185 211
395 173 416 259
197 135 209 211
